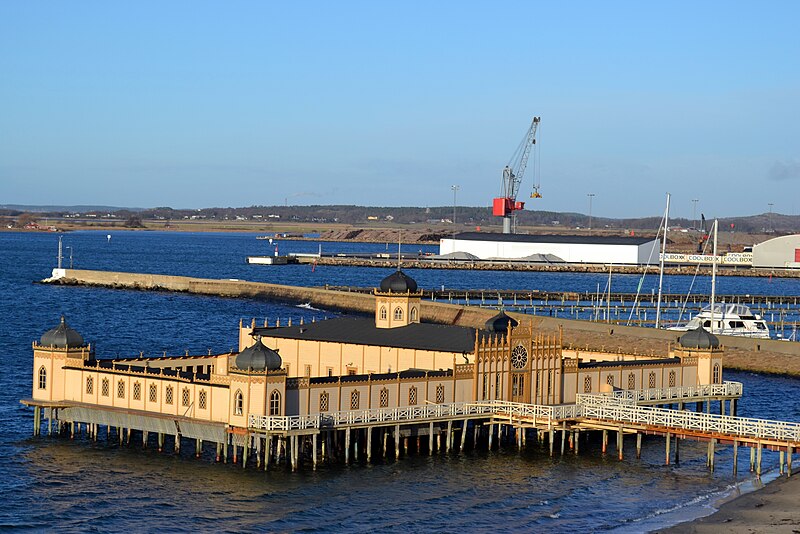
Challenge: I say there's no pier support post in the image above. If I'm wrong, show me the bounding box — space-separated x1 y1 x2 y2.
216 442 222 462
291 436 298 471
312 434 318 470
560 429 566 456
429 423 434 455
750 445 755 472
354 429 359 462
674 436 680 464
47 410 52 436
266 434 272 469
617 428 623 461
345 428 351 464
366 427 372 463
32 406 40 436
636 433 642 459
394 425 400 460
788 445 793 477
709 439 715 472
731 399 737 417
174 434 181 454
488 424 494 451
446 421 453 452
757 442 763 477
196 438 202 458
549 429 554 457
460 420 468 452
780 450 785 475
158 432 164 452
602 430 608 454
223 435 229 463
665 433 671 465
733 440 738 475
574 431 579 455
473 424 479 448
243 437 249 469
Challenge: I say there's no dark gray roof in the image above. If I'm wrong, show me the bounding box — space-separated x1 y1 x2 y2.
484 310 518 333
579 357 681 369
451 232 655 246
310 368 452 385
253 317 476 353
679 326 720 349
235 337 283 371
379 270 418 293
40 316 86 348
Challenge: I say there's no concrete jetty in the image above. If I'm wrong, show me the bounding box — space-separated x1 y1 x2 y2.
43 269 800 376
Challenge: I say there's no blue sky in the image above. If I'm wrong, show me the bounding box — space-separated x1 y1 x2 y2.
1 1 798 218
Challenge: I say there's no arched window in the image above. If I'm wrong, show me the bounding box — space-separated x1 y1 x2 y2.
182 387 190 407
713 363 721 384
350 390 360 410
101 378 110 397
117 380 125 399
199 390 207 410
393 307 403 321
269 390 281 416
436 384 445 404
606 375 614 387
668 370 676 388
319 391 329 412
149 383 157 402
38 366 47 390
627 373 635 390
379 306 387 320
133 381 141 400
584 376 592 393
379 387 389 408
648 371 656 389
234 390 243 415
408 386 418 405
165 385 174 405
86 376 94 395
410 307 418 322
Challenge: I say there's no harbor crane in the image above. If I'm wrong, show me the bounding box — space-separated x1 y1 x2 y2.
492 117 541 234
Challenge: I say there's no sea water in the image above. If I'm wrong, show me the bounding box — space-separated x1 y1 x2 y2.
1 231 799 531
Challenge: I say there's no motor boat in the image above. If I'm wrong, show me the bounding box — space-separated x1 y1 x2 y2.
668 303 771 339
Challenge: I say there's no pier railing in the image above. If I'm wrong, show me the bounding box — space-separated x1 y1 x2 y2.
604 381 743 404
576 394 800 443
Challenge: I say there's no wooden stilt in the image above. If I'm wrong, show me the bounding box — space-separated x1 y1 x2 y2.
312 433 318 470
345 428 351 464
750 445 755 472
243 437 249 468
733 440 738 475
709 439 715 472
602 429 608 454
780 450 785 475
196 438 202 458
446 421 453 452
617 428 623 461
636 433 642 459
460 420 468 452
560 429 566 456
756 442 763 477
665 432 671 465
788 445 793 477
488 424 494 450
549 429 554 457
366 427 372 463
429 423 434 455
574 431 579 454
394 425 400 460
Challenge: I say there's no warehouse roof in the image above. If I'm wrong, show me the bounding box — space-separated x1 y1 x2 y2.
449 232 655 246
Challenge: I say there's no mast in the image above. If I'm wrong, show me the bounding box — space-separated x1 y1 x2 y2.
710 219 718 333
655 193 670 329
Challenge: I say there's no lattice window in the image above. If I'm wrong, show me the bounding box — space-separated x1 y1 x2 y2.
182 387 190 407
379 387 389 408
379 306 387 320
482 376 487 400
436 384 445 404
101 378 109 397
269 390 281 416
117 380 125 399
304 365 312 377
668 370 676 388
606 375 614 387
350 390 360 410
393 307 403 321
319 391 329 412
584 376 592 393
627 373 635 390
409 386 418 405
165 386 174 405
149 383 157 402
713 363 721 384
133 381 141 400
38 366 47 390
547 371 552 397
199 390 207 410
648 371 656 389
234 390 243 415
86 376 94 395
495 374 502 400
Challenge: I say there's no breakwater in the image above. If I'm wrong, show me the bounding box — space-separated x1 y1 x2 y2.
44 269 800 376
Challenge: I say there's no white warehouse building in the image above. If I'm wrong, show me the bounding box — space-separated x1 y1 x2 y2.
752 234 800 269
439 232 661 265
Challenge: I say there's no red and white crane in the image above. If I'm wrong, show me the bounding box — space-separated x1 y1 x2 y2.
492 117 541 234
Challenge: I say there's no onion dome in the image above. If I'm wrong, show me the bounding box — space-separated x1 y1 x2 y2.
484 310 519 333
679 326 720 349
379 270 418 293
40 316 85 348
235 337 282 371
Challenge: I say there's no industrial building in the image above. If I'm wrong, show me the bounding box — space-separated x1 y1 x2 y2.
752 234 800 269
439 232 661 265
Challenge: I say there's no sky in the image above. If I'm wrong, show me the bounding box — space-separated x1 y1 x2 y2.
1 1 798 218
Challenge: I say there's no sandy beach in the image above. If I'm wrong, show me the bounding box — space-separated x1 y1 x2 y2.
659 474 800 533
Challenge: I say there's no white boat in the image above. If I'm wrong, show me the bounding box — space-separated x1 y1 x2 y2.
668 303 771 338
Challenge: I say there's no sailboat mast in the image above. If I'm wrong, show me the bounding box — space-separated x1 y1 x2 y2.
655 193 670 329
710 219 718 333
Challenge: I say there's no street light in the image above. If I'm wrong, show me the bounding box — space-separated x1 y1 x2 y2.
768 203 774 232
692 199 699 230
451 185 460 226
587 193 595 231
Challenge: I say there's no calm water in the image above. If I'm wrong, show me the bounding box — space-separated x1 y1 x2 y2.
2 231 800 532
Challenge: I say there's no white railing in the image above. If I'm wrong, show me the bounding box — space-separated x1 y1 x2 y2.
471 400 580 421
575 394 800 443
248 414 321 431
604 381 743 404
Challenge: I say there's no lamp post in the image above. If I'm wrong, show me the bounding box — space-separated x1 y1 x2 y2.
587 193 595 231
451 185 460 226
692 199 699 230
768 203 774 232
